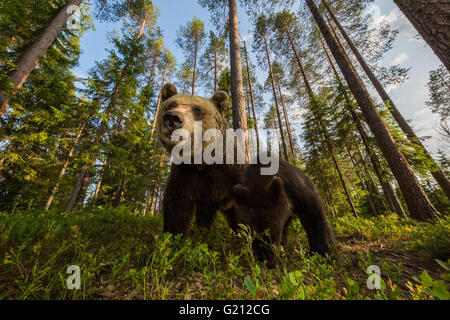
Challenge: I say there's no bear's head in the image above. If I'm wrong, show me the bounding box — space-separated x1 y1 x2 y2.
156 83 230 154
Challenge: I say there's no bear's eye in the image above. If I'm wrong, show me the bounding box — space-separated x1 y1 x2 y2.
166 102 177 112
193 107 203 119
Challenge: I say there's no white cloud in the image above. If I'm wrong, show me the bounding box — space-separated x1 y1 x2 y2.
241 33 253 43
369 5 422 43
409 108 449 154
368 5 399 29
391 53 408 65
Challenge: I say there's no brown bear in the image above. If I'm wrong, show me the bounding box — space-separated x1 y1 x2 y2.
156 83 335 259
232 161 336 266
156 83 241 234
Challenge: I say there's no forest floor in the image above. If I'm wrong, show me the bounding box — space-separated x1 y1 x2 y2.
0 208 449 300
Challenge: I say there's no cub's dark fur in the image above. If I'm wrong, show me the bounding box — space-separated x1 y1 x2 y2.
233 160 335 266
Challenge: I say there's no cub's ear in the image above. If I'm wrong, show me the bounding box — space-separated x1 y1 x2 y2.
161 83 178 102
211 91 229 112
233 184 251 204
265 176 284 201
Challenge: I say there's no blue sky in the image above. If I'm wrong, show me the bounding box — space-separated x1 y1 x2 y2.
74 0 448 156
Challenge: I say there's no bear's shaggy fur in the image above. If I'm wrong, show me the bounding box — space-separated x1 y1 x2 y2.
156 83 335 260
233 161 336 266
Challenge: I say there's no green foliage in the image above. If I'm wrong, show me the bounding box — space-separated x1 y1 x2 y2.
1 209 448 300
426 65 450 121
176 17 206 72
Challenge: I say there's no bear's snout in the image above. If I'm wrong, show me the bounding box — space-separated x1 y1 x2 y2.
162 112 184 132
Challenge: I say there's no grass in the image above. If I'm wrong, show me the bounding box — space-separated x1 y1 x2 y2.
0 207 449 300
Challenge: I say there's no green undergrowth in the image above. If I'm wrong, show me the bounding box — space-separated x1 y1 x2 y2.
0 208 449 300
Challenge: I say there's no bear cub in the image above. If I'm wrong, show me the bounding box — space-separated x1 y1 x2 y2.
233 161 335 267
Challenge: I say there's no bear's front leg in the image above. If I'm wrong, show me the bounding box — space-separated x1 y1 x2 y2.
222 206 240 232
281 217 294 247
162 186 195 236
195 206 218 230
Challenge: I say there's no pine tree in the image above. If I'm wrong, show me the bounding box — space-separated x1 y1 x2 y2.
323 0 450 199
176 17 206 96
305 0 437 221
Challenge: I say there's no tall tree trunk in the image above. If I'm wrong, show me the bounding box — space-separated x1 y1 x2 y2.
148 54 159 85
319 36 407 217
214 49 218 92
75 169 90 210
263 32 289 160
141 53 160 109
151 65 168 138
243 40 260 152
306 0 437 221
149 186 159 215
276 80 296 158
0 0 84 116
45 116 87 211
330 151 358 217
65 163 89 213
272 119 283 159
323 179 337 217
142 189 151 215
285 25 357 215
114 178 126 207
93 151 110 200
347 146 378 216
192 41 199 95
323 0 450 199
285 29 314 96
393 0 450 71
228 0 249 162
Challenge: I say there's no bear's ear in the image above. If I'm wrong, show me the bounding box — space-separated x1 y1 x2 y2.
161 83 178 102
265 176 284 201
233 184 251 205
211 91 229 112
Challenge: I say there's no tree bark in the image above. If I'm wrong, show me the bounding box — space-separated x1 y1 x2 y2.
286 29 314 97
319 36 407 217
243 40 260 152
330 151 358 217
287 26 357 215
45 116 87 211
306 0 437 221
228 0 249 162
141 53 160 109
0 0 84 116
65 163 89 213
142 189 151 215
151 65 168 138
347 146 378 216
323 0 450 199
263 32 289 160
276 80 296 158
214 49 218 92
75 169 90 210
93 151 110 200
393 0 450 71
149 186 159 215
192 40 199 95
